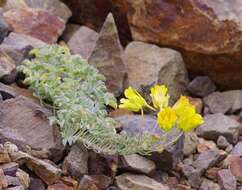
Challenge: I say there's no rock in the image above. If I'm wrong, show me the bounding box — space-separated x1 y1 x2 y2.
124 41 188 103
80 175 112 190
67 26 98 59
0 12 8 43
119 154 156 175
3 7 65 43
231 142 242 156
16 169 30 189
116 173 169 190
217 136 230 150
0 32 46 64
88 13 127 96
0 162 19 176
29 177 46 190
187 76 216 98
193 149 227 173
183 132 199 157
25 155 62 185
77 175 99 190
197 138 218 153
113 0 242 89
6 175 21 186
0 168 7 189
0 50 16 84
0 145 11 163
62 143 88 180
187 97 203 114
196 113 241 144
228 156 242 183
225 144 233 154
47 181 72 190
116 115 184 171
0 96 64 161
61 177 78 190
61 24 80 42
182 165 202 188
24 0 71 22
7 186 25 190
204 90 242 114
200 178 220 190
218 169 237 190
205 167 220 180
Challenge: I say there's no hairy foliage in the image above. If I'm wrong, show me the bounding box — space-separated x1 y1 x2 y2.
18 45 158 155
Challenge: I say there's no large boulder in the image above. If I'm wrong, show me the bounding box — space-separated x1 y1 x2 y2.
107 0 242 89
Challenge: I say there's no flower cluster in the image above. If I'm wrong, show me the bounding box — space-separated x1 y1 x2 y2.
119 85 204 133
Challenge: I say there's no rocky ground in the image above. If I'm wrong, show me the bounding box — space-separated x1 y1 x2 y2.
0 0 242 190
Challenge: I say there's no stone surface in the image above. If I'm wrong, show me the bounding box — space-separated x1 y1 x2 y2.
0 32 46 64
77 175 99 190
205 167 220 180
218 169 237 190
28 177 46 190
116 115 184 171
183 132 199 157
231 142 242 156
217 136 230 150
0 12 8 43
0 168 7 189
6 175 21 187
228 156 242 183
119 154 156 175
204 90 242 114
182 165 202 188
61 24 80 42
16 169 30 189
0 162 19 176
47 181 72 190
88 13 127 96
0 145 11 163
4 7 65 43
196 113 241 144
116 173 169 190
67 26 98 59
200 178 220 190
124 41 188 103
187 97 203 114
0 50 16 84
0 96 64 162
187 76 216 98
112 0 242 89
197 138 218 153
62 143 88 180
193 149 226 173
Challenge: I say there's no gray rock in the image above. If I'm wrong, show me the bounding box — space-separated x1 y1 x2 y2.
0 32 46 64
217 136 230 150
0 12 8 43
0 50 16 84
196 113 241 144
188 76 216 98
89 13 127 96
62 24 80 42
7 186 25 190
218 169 237 190
116 173 169 190
63 143 88 180
203 92 231 114
0 96 64 162
28 177 46 190
231 142 242 156
183 132 199 156
6 175 21 186
204 90 242 114
124 41 188 104
119 154 156 175
182 165 202 188
199 178 220 190
116 115 184 171
67 26 98 59
193 149 227 173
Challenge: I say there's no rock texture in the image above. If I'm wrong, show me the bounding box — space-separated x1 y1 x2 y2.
109 0 242 89
88 13 127 96
4 7 65 43
124 41 188 103
67 26 98 59
0 96 64 161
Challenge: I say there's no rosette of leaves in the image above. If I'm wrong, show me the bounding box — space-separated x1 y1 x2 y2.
18 45 157 155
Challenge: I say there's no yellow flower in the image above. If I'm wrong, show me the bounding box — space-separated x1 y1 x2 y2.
157 107 177 132
177 106 204 132
119 87 149 112
150 85 170 109
173 96 204 132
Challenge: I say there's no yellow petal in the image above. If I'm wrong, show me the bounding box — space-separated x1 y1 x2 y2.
157 107 177 132
150 84 170 109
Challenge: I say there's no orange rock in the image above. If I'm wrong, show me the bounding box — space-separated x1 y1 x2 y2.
48 181 73 190
187 97 203 114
